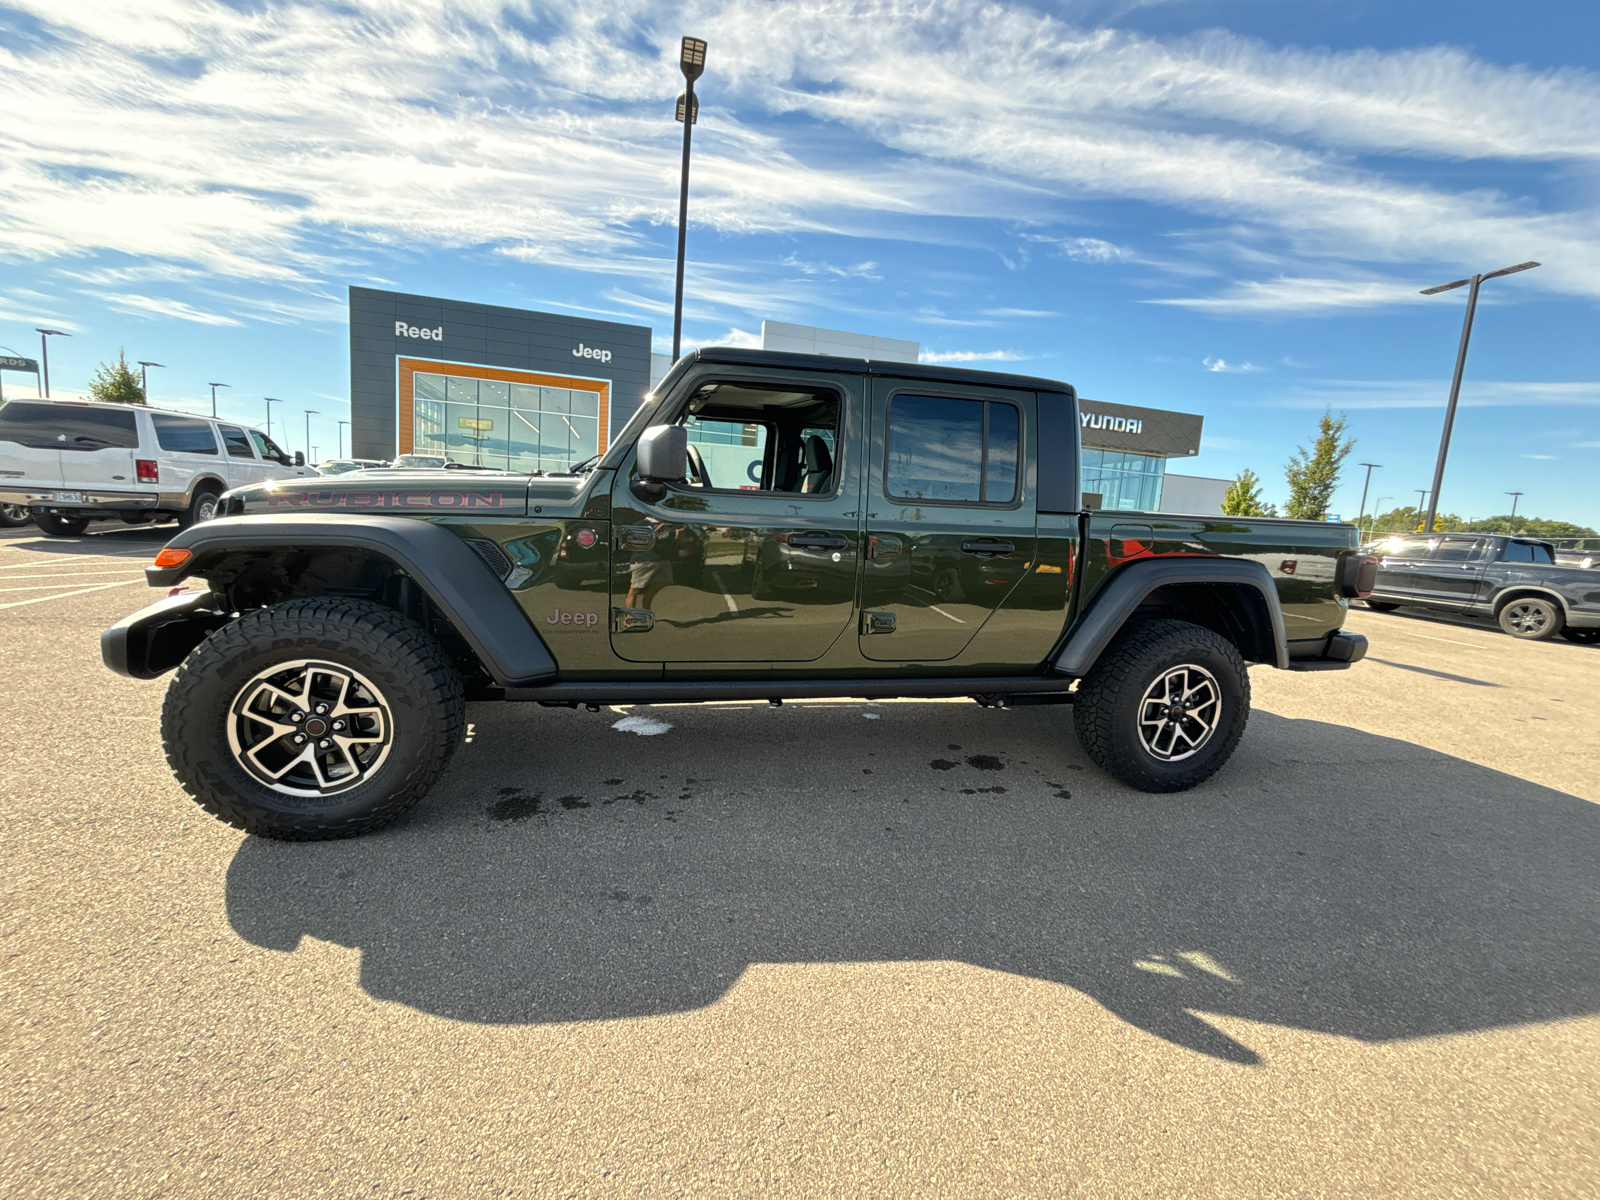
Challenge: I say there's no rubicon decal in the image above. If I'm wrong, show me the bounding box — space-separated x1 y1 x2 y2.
265 491 507 510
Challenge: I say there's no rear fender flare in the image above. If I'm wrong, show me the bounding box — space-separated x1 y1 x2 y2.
1051 558 1289 677
1491 586 1569 617
138 514 557 686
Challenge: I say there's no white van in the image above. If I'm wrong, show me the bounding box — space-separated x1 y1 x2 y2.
0 399 316 536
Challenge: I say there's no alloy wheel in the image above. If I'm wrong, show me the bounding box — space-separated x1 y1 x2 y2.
1503 601 1550 635
226 659 393 796
1136 663 1223 762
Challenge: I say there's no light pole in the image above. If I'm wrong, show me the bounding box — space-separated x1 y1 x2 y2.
1419 260 1541 533
36 329 69 397
208 382 230 418
137 361 165 403
337 420 350 458
1505 491 1523 536
1368 497 1392 542
304 410 318 464
265 397 283 440
671 35 707 362
1354 463 1381 540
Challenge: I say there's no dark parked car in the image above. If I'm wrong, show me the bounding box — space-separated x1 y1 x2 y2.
1364 533 1600 642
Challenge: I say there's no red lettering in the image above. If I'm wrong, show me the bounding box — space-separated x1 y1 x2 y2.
345 491 380 507
265 493 306 508
467 493 504 509
306 492 344 508
402 493 432 507
431 492 464 508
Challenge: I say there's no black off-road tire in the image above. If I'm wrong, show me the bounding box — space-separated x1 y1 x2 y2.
161 598 465 840
1559 627 1600 645
1497 596 1563 640
1072 618 1251 793
1363 600 1401 612
177 487 221 530
31 511 90 537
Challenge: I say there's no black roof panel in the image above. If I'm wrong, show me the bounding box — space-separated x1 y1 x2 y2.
689 347 1075 397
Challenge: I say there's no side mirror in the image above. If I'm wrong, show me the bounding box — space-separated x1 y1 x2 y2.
293 451 305 467
632 425 686 503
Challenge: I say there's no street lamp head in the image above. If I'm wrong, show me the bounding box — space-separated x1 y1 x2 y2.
138 361 165 369
37 328 70 337
675 91 699 124
209 381 230 389
1420 278 1471 296
679 36 707 81
1483 260 1540 282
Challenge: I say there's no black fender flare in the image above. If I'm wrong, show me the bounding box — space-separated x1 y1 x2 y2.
1489 585 1569 617
133 514 557 686
1050 558 1289 677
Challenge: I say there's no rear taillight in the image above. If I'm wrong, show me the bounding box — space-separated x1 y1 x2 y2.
136 459 159 483
1338 552 1379 598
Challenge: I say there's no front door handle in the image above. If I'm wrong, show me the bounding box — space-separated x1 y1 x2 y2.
787 533 849 552
961 539 1015 557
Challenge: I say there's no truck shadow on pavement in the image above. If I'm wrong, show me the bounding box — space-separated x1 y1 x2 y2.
225 707 1600 1064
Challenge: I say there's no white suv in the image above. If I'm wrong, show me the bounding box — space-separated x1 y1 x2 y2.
0 398 316 536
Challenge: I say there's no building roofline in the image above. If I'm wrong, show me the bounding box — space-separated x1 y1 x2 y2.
688 347 1075 396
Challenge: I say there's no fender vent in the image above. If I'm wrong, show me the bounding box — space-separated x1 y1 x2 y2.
463 538 513 581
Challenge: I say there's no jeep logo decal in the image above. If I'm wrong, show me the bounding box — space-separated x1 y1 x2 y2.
265 491 506 510
545 608 600 627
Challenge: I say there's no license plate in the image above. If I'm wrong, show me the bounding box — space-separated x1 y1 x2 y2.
52 491 87 503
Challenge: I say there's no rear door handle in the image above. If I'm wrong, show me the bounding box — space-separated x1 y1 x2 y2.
788 533 849 551
961 540 1015 556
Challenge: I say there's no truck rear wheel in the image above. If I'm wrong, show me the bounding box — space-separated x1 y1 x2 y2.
1498 597 1563 640
32 512 90 537
161 598 464 840
1072 619 1250 793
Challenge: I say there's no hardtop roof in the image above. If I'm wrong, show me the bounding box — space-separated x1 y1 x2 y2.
687 347 1075 397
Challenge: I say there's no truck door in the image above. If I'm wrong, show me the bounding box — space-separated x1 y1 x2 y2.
1370 534 1431 601
608 369 864 664
1409 535 1490 606
860 382 1037 661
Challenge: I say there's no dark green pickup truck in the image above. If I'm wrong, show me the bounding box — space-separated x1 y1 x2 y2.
103 348 1375 840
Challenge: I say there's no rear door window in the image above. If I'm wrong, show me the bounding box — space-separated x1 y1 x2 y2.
0 402 139 450
1430 536 1486 563
218 424 256 459
152 414 219 455
1377 536 1430 561
1502 541 1554 565
885 394 1020 504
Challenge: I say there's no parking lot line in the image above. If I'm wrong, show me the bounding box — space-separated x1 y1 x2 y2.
0 579 147 611
1383 627 1490 650
1 570 150 580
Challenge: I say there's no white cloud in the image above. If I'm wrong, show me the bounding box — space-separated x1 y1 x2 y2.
1 0 1597 320
1279 379 1600 409
98 293 244 325
919 348 1026 363
1203 356 1262 373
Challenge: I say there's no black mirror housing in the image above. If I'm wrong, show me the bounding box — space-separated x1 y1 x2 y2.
636 426 686 483
293 451 305 466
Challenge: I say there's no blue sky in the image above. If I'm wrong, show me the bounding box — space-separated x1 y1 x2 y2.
3 0 1598 524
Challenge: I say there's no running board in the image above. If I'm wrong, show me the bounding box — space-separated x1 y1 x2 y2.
500 676 1078 705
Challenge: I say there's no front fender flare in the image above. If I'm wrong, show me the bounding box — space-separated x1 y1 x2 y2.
139 514 557 686
1051 558 1289 677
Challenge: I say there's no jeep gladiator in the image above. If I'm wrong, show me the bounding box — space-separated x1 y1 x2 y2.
102 348 1375 840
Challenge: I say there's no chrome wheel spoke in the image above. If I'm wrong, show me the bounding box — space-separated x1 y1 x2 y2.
227 658 394 799
1136 663 1224 762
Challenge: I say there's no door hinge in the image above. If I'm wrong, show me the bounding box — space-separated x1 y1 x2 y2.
861 610 896 635
612 607 655 633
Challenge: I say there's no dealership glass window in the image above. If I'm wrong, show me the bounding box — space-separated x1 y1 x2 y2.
1081 448 1165 510
412 371 600 472
685 416 770 489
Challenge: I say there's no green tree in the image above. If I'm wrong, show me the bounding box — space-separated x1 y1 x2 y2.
1220 468 1277 516
87 349 146 405
1283 408 1354 521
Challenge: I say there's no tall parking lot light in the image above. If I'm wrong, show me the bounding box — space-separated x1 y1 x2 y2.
138 361 165 402
338 419 350 458
209 382 230 418
304 410 319 464
265 397 283 440
36 329 69 397
1505 491 1524 535
671 35 707 362
1419 260 1540 534
1355 463 1381 540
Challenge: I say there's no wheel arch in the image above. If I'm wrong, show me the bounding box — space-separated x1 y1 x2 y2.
132 515 557 686
1491 586 1569 617
1051 558 1289 678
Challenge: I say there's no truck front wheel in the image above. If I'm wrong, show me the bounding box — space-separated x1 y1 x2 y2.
161 598 464 840
1072 619 1250 793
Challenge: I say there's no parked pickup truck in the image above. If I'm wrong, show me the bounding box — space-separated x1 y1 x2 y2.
102 348 1375 840
1365 532 1600 643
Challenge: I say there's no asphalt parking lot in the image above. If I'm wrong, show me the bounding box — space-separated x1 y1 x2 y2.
3 523 1597 1198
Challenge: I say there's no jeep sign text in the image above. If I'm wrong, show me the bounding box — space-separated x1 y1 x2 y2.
572 343 612 364
396 322 443 341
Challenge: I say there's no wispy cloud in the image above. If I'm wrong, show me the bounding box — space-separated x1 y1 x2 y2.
99 293 244 326
1203 356 1263 373
919 348 1026 363
1520 453 1559 459
1155 277 1428 316
1278 379 1600 409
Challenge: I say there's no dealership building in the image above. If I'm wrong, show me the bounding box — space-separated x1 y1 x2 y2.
348 289 1225 512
